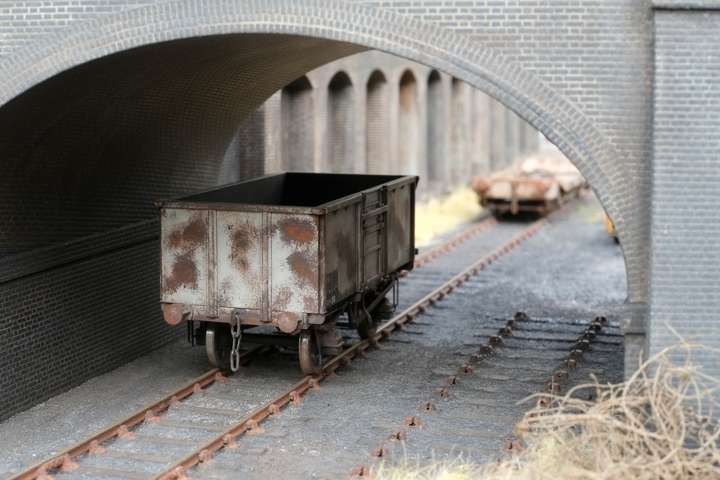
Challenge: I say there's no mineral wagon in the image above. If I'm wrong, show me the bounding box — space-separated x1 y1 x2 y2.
157 173 418 374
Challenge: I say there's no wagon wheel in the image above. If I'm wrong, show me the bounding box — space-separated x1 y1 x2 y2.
298 330 323 375
206 323 232 372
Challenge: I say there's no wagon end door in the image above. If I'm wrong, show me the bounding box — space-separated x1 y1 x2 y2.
361 187 388 284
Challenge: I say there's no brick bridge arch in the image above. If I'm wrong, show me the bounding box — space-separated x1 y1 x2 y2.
0 0 637 299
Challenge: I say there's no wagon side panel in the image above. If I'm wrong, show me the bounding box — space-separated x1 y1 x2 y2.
270 213 321 314
216 211 263 309
387 183 415 272
322 205 359 310
160 208 209 306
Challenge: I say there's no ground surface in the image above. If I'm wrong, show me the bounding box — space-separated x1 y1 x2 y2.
0 195 627 479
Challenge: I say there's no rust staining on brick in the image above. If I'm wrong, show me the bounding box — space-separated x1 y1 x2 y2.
287 251 317 287
164 253 198 294
279 217 316 245
167 216 206 250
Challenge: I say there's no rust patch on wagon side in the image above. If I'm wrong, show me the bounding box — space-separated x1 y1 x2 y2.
279 217 316 245
288 251 317 287
230 224 256 272
167 216 207 250
164 253 198 293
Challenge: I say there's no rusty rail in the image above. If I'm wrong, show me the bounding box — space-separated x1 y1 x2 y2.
411 216 497 269
154 217 547 480
502 315 608 453
352 311 532 476
10 217 502 480
536 315 608 406
8 348 265 480
352 313 610 474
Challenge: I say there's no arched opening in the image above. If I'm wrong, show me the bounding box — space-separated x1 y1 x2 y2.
0 35 362 256
0 4 639 422
281 76 314 171
426 70 445 191
327 71 355 173
0 2 634 260
398 69 420 175
365 70 389 174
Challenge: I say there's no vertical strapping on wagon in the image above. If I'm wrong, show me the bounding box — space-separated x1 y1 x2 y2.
261 212 270 323
207 210 218 318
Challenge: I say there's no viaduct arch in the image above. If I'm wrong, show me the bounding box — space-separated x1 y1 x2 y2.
0 0 672 419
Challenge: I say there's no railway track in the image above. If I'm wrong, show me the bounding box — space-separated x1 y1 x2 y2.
11 215 503 480
348 314 617 476
155 219 546 480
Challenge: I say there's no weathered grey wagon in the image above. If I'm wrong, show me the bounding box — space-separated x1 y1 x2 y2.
158 173 418 374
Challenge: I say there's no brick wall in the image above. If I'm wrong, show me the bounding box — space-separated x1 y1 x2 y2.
0 0 717 418
650 5 720 378
0 33 362 420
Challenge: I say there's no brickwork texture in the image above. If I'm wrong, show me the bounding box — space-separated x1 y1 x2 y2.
650 6 720 371
0 0 717 418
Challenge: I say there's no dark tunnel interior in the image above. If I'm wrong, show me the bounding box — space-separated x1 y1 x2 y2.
0 34 365 257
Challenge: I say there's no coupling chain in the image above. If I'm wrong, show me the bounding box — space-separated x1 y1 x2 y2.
230 313 242 372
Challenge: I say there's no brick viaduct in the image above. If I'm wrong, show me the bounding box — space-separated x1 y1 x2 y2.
0 0 718 419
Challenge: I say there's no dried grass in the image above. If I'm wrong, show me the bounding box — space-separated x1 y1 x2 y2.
414 187 483 247
373 341 720 479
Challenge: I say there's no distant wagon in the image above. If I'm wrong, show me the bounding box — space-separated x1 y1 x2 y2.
471 155 586 216
157 173 418 374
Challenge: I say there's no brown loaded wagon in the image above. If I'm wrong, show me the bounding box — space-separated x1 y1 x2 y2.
472 155 586 216
157 173 418 374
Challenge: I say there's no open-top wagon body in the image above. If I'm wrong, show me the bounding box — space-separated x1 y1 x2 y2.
158 173 418 373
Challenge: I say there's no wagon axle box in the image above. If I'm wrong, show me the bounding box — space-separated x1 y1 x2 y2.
157 173 418 373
